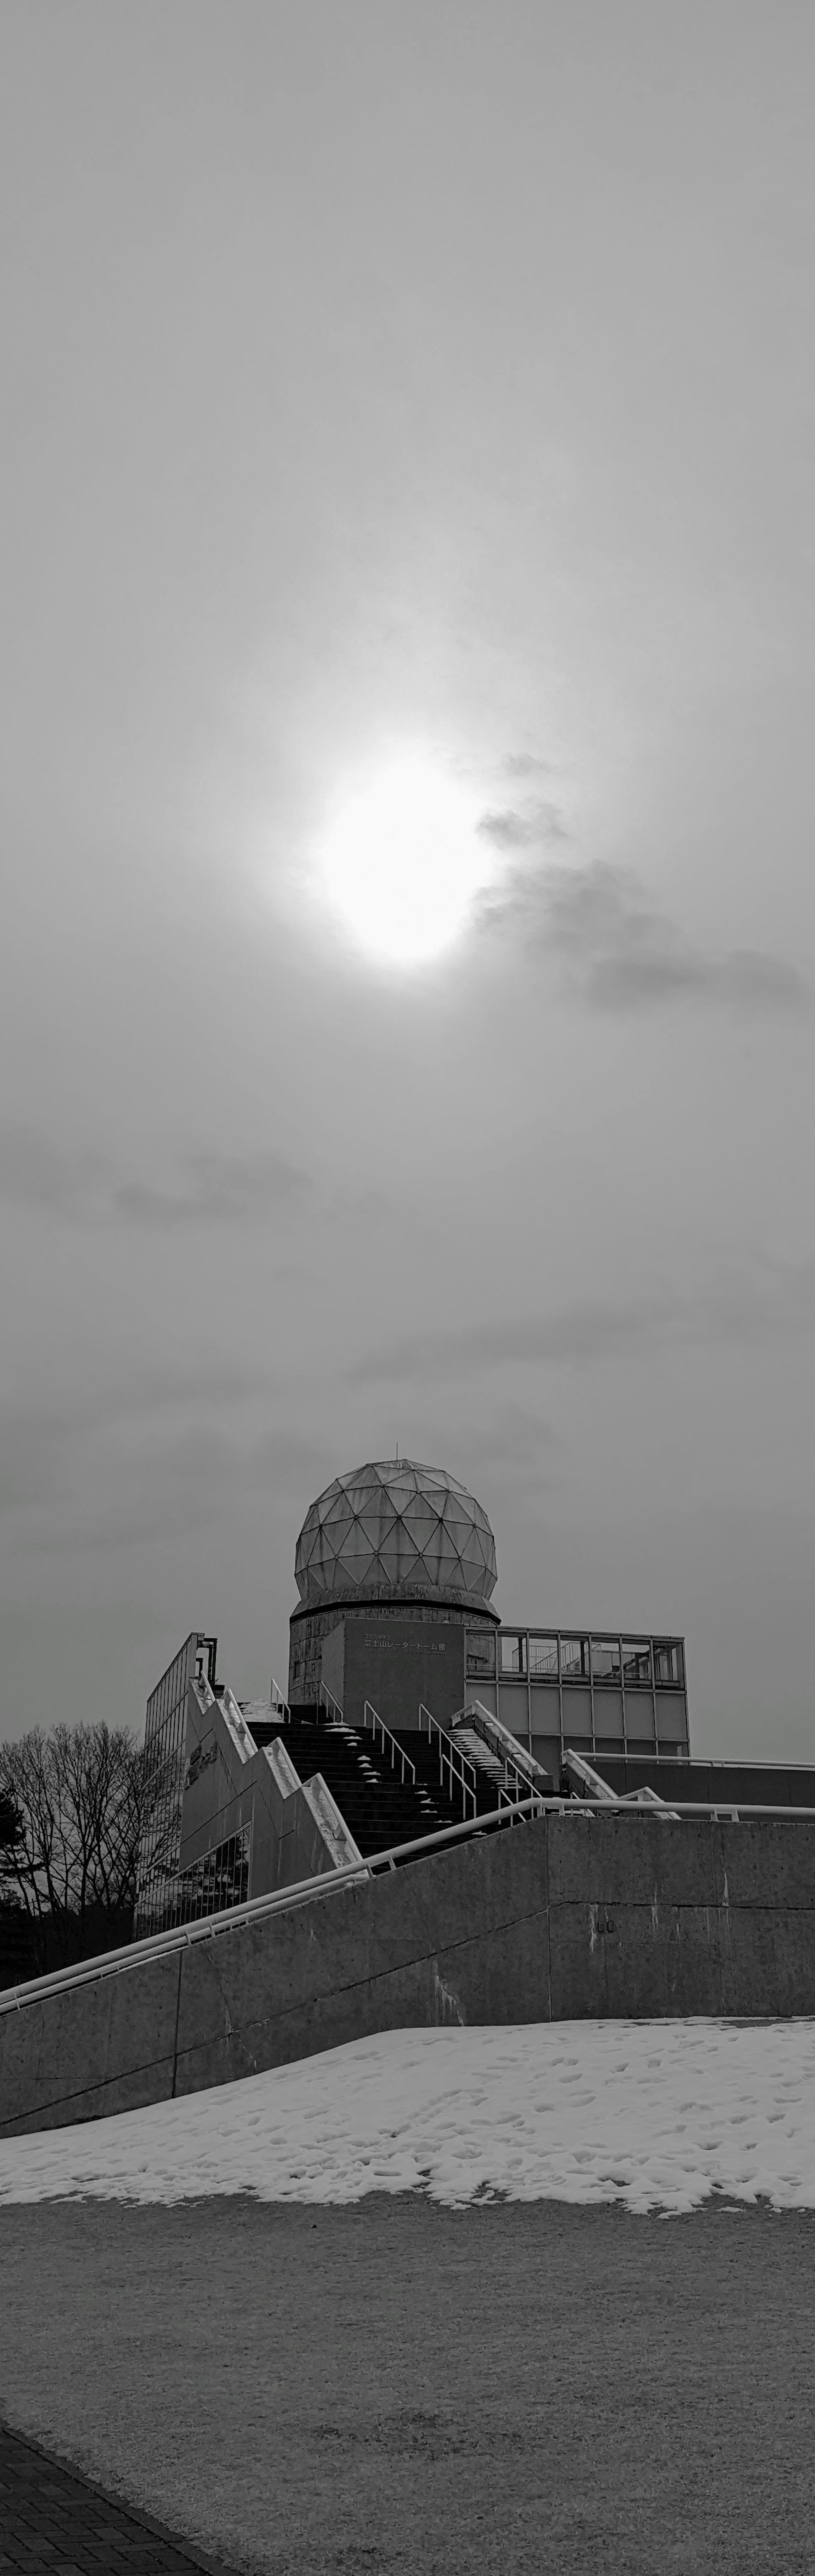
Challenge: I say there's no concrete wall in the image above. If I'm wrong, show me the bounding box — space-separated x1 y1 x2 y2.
253 1741 367 1895
319 1620 345 1710
342 1613 467 1730
287 1601 480 1718
3 1813 815 2138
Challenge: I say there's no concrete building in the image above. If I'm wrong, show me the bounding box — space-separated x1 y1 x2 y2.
134 1455 690 1937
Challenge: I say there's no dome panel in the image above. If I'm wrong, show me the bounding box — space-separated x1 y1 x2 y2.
293 1457 497 1611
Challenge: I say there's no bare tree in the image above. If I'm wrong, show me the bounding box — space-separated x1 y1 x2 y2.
0 1722 144 1971
0 1786 23 1893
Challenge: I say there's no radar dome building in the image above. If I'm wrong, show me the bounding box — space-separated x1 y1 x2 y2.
289 1458 499 1729
294 1459 497 1612
135 1448 692 1938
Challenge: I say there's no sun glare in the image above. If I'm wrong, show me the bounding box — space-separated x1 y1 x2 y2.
321 755 488 966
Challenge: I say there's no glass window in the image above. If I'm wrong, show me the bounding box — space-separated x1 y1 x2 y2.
531 1736 560 1781
529 1635 559 1679
622 1639 653 1687
500 1632 526 1676
560 1636 590 1681
593 1690 624 1741
466 1630 496 1677
591 1637 621 1683
654 1640 684 1688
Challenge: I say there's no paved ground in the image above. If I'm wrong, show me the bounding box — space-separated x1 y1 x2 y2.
0 2420 240 2574
2 2197 815 2573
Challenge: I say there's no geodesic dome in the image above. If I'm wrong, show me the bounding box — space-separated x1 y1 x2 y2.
294 1458 497 1615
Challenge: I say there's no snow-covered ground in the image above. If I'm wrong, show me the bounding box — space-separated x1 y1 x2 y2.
2 2021 815 2215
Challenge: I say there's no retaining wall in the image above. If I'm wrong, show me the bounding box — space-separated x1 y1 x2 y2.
3 1811 815 2139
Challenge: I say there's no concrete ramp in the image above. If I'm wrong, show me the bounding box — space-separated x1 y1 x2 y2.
3 1807 815 2138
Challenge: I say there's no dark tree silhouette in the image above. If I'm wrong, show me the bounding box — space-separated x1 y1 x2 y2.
0 1722 144 1972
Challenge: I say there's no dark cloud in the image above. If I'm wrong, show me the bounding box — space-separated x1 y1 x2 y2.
477 854 810 1016
0 1130 313 1226
0 1369 327 1550
352 1300 676 1385
113 1148 311 1227
502 753 553 778
0 1127 105 1215
477 798 566 850
0 1358 281 1516
351 1264 815 1385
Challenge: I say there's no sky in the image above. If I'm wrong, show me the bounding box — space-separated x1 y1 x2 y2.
1 1 814 1759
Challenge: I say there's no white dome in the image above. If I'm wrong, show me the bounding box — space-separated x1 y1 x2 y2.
294 1458 497 1614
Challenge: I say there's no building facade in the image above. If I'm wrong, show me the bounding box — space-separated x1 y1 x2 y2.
461 1622 688 1778
135 1632 217 1937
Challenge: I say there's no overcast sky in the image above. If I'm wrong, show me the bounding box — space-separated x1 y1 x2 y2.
2 2 814 1758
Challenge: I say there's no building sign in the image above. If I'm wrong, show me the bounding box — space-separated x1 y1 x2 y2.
361 1632 447 1654
343 1618 466 1729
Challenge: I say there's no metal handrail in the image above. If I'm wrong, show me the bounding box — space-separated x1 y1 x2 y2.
550 1798 815 1821
1 1791 541 2017
449 1700 539 1824
455 1700 550 1802
419 1703 479 1820
449 1703 530 1810
318 1681 344 1725
362 1700 416 1787
5 1794 815 2020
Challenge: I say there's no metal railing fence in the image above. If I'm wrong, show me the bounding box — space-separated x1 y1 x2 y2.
418 1703 479 1819
362 1700 416 1787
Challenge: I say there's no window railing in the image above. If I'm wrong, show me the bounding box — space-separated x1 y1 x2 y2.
362 1700 416 1787
418 1703 479 1820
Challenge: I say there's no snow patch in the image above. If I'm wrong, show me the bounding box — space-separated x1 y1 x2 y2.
2 2022 815 2215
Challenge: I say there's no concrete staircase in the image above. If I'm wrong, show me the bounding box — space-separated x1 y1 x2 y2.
390 1720 536 1824
249 1707 463 1857
451 1723 510 1801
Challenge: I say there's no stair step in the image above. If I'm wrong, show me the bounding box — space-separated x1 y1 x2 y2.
250 1712 464 1859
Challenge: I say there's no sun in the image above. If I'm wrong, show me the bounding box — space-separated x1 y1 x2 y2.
321 753 489 966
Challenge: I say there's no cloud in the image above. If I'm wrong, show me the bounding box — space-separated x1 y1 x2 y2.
0 1127 105 1216
113 1148 311 1227
477 798 566 851
0 1130 313 1227
477 853 810 1016
0 1364 328 1555
351 1264 815 1386
502 753 554 779
423 1404 562 1488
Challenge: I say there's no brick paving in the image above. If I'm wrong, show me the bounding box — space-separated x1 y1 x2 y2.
0 2422 241 2575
